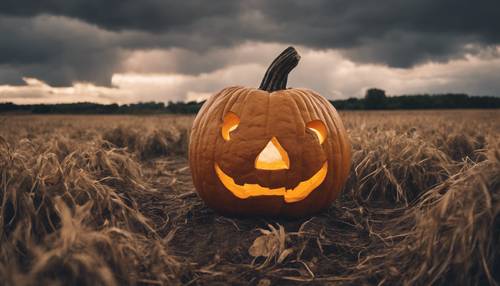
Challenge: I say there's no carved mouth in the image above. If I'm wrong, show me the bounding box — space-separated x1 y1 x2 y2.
214 162 328 203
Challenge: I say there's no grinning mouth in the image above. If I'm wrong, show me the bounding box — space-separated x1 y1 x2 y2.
214 162 328 203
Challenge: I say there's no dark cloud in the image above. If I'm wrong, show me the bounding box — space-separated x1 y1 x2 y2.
0 0 239 32
0 15 124 86
0 0 499 86
0 66 25 85
342 32 479 67
258 0 500 66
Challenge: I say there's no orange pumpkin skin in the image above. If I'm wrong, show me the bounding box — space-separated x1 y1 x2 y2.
188 48 351 217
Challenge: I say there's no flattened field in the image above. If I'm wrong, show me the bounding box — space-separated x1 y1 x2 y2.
0 110 498 285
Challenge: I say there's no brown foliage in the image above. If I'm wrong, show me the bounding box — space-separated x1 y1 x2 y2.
0 110 498 285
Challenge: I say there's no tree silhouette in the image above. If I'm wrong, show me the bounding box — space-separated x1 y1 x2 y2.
1 92 499 114
364 88 386 109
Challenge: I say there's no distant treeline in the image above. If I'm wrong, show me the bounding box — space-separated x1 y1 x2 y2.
1 90 499 114
0 101 202 114
332 89 500 110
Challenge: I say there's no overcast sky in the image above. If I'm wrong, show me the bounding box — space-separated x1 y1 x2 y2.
1 0 499 104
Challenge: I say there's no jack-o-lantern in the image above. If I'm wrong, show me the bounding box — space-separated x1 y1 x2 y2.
189 47 351 217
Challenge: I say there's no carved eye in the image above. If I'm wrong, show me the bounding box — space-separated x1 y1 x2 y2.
222 112 240 141
306 120 327 144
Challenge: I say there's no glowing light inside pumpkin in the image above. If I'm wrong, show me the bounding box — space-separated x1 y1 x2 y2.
215 162 328 203
255 137 290 170
306 120 327 144
221 112 240 140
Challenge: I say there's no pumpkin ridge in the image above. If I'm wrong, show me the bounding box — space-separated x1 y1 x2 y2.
193 87 242 204
189 87 226 189
290 89 333 210
221 87 248 117
307 89 351 203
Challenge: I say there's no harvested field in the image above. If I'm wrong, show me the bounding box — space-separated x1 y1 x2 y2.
0 110 498 285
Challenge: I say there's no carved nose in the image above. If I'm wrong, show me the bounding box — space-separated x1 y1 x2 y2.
255 137 290 170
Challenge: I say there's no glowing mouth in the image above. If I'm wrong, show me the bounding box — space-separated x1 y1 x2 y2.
214 162 328 203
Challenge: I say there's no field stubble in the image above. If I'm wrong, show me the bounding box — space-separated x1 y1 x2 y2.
0 110 498 285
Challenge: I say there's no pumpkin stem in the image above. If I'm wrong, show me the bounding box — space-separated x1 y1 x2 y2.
259 46 300 92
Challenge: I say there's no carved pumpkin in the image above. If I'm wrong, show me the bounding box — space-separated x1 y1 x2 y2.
189 47 351 217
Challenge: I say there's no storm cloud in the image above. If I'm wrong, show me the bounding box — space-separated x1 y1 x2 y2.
0 15 125 86
0 0 499 98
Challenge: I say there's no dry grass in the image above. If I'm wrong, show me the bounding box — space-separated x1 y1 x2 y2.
0 110 498 285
